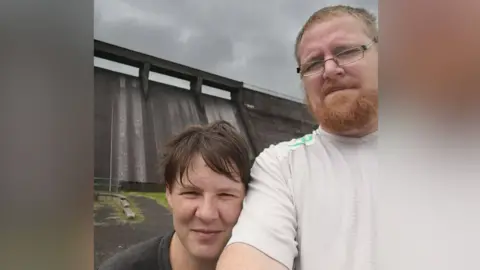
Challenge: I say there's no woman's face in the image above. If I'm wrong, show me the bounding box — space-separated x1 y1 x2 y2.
166 154 246 261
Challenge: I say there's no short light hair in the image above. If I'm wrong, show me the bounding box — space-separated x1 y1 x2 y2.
295 5 378 65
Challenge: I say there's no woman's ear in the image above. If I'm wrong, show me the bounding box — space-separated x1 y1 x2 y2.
165 185 172 209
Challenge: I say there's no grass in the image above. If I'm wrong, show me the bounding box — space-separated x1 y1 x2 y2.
93 191 169 226
94 194 145 224
94 201 103 211
123 191 169 210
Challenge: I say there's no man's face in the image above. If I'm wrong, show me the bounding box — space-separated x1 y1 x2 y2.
166 154 245 261
297 15 378 136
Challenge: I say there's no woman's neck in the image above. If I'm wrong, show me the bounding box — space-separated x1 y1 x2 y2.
169 233 217 270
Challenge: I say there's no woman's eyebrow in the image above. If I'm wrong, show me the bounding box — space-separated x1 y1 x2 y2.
177 183 199 191
217 187 242 194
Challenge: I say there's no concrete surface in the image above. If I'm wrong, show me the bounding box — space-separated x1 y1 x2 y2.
94 68 316 188
94 195 173 269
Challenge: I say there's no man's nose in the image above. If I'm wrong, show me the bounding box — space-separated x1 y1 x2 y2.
195 197 219 222
322 58 345 80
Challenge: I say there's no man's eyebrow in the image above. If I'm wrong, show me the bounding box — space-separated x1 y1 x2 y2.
305 52 325 63
332 44 360 53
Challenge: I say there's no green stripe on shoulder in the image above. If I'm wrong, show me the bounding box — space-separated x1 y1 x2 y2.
288 134 315 149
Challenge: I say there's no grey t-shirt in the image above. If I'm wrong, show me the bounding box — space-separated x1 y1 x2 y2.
98 231 174 270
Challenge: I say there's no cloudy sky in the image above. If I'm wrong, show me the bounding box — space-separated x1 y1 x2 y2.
94 0 377 100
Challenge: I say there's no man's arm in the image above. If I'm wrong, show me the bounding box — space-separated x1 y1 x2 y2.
215 144 298 270
216 243 287 270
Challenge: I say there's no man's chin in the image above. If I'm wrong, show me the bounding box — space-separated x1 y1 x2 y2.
306 88 378 136
315 103 377 136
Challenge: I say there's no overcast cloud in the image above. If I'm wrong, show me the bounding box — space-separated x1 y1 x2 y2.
94 0 377 100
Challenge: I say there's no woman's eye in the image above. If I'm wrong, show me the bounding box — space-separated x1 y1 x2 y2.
181 191 199 196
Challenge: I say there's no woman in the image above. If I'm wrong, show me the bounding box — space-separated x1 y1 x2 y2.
98 120 252 270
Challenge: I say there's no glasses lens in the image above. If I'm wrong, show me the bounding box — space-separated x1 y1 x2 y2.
302 46 368 77
337 48 364 66
303 61 324 77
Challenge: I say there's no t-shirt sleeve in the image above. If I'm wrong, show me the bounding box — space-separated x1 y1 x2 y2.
227 144 298 270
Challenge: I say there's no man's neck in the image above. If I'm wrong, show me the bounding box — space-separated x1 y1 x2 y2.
169 233 217 270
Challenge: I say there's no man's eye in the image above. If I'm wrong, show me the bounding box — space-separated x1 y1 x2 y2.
304 61 323 72
337 48 362 58
219 193 234 198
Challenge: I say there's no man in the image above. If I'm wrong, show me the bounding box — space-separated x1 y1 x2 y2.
98 120 252 270
216 5 378 270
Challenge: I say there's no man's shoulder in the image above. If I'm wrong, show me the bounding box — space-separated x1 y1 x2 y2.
258 129 320 161
97 233 168 270
286 132 317 150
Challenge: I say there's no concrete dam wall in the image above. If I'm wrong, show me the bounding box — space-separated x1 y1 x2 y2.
94 40 316 191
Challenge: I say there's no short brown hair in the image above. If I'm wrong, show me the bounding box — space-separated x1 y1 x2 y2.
295 5 378 65
160 120 251 191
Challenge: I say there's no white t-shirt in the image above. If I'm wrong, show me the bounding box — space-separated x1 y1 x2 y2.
227 128 377 270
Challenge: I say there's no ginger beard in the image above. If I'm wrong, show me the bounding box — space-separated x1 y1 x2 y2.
306 80 378 135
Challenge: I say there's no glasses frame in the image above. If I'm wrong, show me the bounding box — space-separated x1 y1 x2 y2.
297 37 378 77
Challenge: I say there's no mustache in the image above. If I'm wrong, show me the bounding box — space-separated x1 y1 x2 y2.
320 80 356 96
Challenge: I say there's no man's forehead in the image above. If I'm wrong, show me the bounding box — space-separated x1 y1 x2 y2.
300 15 369 47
